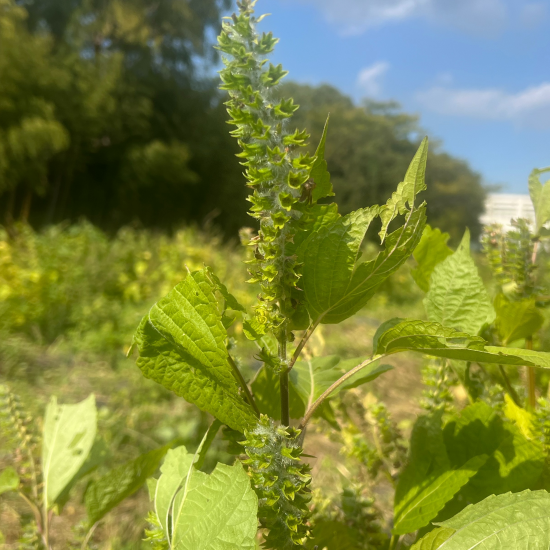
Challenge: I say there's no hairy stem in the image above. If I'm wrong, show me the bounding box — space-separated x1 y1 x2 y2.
300 356 383 429
498 364 521 407
227 352 260 417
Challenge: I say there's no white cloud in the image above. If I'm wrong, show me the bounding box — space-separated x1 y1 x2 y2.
416 82 550 127
357 62 390 97
290 0 509 36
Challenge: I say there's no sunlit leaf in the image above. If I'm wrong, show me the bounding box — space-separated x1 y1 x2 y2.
411 225 452 292
425 229 494 335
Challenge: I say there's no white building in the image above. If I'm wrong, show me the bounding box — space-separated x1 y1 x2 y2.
480 194 535 232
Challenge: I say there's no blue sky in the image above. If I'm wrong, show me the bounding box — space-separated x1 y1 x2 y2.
234 0 550 193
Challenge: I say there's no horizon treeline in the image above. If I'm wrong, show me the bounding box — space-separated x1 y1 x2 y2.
0 0 485 242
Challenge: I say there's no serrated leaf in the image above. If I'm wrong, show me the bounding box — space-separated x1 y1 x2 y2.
299 205 426 325
375 319 550 368
154 446 258 549
494 294 544 345
528 166 550 234
435 490 550 549
42 394 97 508
311 115 334 202
242 317 266 341
379 137 428 241
425 230 494 335
410 527 454 550
134 269 257 432
290 355 392 410
85 445 169 525
0 467 19 495
412 225 453 292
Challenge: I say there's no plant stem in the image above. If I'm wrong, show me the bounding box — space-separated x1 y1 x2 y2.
498 364 522 407
526 337 536 410
227 351 260 417
279 336 290 426
300 356 382 429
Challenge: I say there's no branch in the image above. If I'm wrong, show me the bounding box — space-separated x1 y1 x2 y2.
227 351 260 417
299 355 383 429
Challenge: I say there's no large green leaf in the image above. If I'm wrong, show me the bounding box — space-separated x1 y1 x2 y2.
394 456 487 535
393 413 487 535
411 225 452 292
432 490 550 549
379 137 428 241
299 205 425 325
85 445 169 525
153 445 258 550
425 230 494 335
494 294 544 344
42 394 97 508
374 319 550 368
528 166 550 234
442 402 544 506
134 269 257 432
0 467 19 495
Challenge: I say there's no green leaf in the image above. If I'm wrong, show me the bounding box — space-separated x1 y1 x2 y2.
379 137 428 242
154 446 258 549
290 355 392 409
494 294 545 344
312 519 362 550
194 419 223 472
242 317 267 341
411 225 452 292
393 455 487 535
155 446 195 542
393 413 487 535
206 268 246 313
504 394 534 440
425 229 494 335
528 166 550 234
299 205 426 325
410 527 454 550
310 115 334 202
434 490 550 549
442 402 544 508
0 467 19 495
55 438 110 512
42 394 97 508
134 269 257 432
85 445 169 525
375 319 550 368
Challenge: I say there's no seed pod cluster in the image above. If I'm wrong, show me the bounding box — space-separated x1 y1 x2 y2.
218 0 314 340
242 415 312 548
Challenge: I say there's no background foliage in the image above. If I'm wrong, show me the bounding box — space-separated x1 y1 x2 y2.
0 0 485 241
